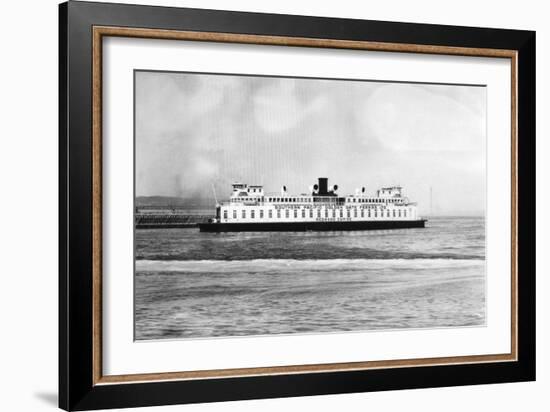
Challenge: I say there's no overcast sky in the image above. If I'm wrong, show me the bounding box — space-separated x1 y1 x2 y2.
135 71 486 216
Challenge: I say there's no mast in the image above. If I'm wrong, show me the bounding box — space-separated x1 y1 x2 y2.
211 183 218 205
430 186 433 216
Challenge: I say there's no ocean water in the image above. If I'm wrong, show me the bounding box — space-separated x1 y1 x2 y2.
135 216 485 340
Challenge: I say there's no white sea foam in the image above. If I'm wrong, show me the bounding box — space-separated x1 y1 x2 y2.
136 258 485 273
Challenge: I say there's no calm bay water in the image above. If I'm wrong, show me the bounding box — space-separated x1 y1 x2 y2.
135 217 485 340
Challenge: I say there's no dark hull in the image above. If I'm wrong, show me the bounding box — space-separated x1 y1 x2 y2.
199 219 427 232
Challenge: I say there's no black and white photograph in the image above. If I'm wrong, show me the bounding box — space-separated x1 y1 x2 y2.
134 70 487 340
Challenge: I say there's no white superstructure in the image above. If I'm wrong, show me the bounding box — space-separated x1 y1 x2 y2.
213 178 419 224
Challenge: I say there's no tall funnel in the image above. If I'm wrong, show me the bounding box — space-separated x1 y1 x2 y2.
318 177 328 195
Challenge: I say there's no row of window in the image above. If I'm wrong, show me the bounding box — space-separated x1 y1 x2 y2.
231 197 402 204
223 208 411 219
349 198 400 204
232 197 259 202
267 197 311 203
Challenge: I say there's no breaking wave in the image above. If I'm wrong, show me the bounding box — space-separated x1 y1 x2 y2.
136 258 485 273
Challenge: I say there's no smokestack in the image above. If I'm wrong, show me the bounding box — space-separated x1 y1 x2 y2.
318 177 328 195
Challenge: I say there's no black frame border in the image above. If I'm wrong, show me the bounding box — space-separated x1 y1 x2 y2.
59 1 535 410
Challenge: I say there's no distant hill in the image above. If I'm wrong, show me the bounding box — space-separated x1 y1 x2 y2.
136 196 212 208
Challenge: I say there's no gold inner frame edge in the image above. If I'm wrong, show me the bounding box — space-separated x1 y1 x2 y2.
91 25 518 386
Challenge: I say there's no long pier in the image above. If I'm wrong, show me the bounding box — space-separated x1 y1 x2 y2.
135 206 213 229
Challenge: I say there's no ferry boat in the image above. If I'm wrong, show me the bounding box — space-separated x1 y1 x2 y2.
199 177 427 232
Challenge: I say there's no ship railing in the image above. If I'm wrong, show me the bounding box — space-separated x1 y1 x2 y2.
219 200 261 206
218 199 417 206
